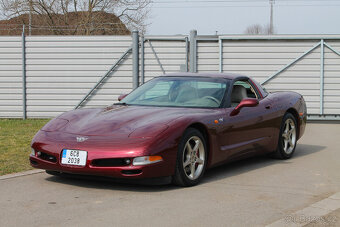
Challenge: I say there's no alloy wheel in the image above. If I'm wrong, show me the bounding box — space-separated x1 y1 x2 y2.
182 136 205 180
282 118 296 154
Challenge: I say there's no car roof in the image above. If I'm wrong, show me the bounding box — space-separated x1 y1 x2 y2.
161 72 249 80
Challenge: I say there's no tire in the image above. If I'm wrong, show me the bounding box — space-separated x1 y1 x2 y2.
173 128 208 187
272 113 298 159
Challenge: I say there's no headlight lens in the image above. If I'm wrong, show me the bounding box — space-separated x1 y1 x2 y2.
132 156 163 166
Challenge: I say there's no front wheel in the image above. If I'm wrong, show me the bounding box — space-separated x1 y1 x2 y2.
173 128 207 187
273 113 297 159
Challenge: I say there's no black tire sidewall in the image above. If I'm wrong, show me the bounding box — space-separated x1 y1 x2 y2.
277 113 297 159
174 128 208 186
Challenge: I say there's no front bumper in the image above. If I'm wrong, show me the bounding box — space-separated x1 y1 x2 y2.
29 153 171 179
30 130 177 179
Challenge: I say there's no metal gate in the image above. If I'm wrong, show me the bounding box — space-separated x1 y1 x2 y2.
74 32 189 109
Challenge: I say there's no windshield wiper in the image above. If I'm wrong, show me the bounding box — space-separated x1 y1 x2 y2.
113 102 128 105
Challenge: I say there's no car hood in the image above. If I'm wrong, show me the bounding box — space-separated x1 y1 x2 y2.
56 105 198 136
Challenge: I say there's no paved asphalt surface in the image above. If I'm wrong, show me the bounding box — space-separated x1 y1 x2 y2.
1 123 339 227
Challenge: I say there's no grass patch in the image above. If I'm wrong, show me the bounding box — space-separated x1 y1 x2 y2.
0 119 50 175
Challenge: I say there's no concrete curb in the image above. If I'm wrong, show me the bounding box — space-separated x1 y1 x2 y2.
266 192 340 227
0 169 44 180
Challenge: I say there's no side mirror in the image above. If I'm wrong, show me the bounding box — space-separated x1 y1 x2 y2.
230 98 259 116
118 94 128 101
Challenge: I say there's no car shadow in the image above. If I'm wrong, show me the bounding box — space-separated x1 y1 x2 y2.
201 143 326 184
44 143 325 191
45 174 178 192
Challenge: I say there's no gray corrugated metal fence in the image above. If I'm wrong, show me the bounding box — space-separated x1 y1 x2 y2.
195 34 340 119
1 31 340 120
0 36 22 118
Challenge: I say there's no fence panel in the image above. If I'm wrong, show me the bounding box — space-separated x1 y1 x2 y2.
141 36 188 83
0 37 22 117
197 36 340 117
25 36 132 117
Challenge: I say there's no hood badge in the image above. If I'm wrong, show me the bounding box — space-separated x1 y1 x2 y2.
76 136 89 142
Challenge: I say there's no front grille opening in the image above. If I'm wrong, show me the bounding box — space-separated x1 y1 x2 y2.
37 151 57 163
121 169 142 175
91 158 131 167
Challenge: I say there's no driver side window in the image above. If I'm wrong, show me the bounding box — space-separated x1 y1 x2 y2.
231 80 258 107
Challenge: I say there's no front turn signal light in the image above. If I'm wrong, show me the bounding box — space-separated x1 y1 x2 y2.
132 156 163 166
31 148 36 156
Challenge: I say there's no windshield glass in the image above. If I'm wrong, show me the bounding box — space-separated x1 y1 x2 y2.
120 76 230 108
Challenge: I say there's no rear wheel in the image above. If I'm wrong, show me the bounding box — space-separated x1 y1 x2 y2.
173 128 207 187
273 113 297 159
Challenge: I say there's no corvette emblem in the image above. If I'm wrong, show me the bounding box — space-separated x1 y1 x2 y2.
76 136 89 142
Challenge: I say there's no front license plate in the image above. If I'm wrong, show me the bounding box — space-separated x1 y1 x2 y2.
61 149 87 166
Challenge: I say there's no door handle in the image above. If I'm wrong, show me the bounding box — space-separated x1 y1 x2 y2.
265 105 271 109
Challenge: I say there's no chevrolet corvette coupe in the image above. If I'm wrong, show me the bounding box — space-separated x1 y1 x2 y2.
30 73 307 186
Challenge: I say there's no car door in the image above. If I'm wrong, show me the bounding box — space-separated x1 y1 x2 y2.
216 79 275 161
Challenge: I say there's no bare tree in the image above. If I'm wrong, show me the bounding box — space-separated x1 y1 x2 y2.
244 24 275 35
244 24 263 35
0 0 150 35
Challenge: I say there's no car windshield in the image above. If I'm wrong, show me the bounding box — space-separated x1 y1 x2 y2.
120 76 230 108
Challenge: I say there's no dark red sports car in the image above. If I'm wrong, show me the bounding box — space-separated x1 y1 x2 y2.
30 73 307 186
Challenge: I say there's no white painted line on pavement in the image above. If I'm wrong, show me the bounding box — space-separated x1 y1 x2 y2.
266 192 340 227
0 169 44 180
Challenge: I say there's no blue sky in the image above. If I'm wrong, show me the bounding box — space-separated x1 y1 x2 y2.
146 0 340 35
